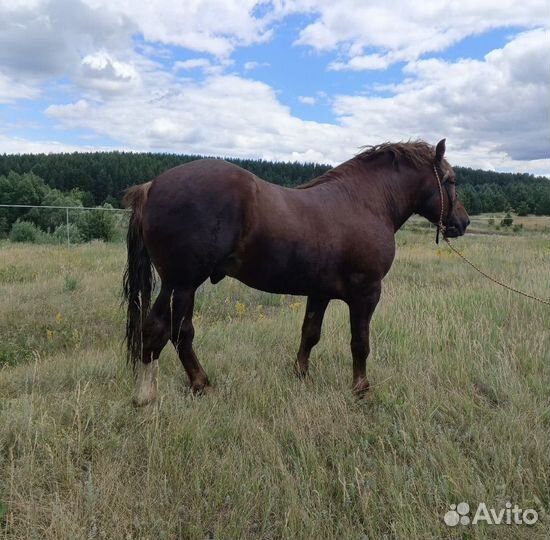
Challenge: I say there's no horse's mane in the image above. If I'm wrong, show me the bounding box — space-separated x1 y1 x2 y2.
357 140 436 169
297 140 437 189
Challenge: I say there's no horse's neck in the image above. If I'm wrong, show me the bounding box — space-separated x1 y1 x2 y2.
385 172 424 231
343 159 423 232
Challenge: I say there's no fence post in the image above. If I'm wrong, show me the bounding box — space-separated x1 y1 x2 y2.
66 207 70 248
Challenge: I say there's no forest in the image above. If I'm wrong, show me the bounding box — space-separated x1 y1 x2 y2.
0 151 548 239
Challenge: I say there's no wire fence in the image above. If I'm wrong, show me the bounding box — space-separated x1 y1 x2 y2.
0 204 547 248
0 204 129 247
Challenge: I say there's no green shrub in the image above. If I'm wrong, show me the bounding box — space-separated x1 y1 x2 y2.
53 223 84 244
0 216 8 239
64 275 79 291
9 221 41 243
0 342 33 366
500 212 513 227
79 206 115 242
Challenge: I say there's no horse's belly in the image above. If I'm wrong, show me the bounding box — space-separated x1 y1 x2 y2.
229 245 343 297
232 270 314 296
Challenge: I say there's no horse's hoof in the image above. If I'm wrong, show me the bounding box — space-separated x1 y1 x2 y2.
133 394 156 407
133 359 158 407
293 361 308 380
191 382 212 396
352 377 370 399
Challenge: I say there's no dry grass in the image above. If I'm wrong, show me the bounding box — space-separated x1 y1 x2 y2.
0 230 548 539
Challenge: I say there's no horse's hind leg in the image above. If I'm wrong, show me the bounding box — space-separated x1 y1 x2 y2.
134 286 171 406
294 296 329 378
170 288 211 394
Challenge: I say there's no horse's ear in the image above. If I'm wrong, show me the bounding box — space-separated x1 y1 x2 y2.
435 139 446 162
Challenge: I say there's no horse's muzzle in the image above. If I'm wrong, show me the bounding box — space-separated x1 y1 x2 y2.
444 225 462 238
444 216 470 238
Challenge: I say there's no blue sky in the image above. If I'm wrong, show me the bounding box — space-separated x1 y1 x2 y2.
0 1 548 175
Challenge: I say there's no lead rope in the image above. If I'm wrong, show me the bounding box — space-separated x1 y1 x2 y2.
433 165 445 245
432 165 550 306
443 237 550 305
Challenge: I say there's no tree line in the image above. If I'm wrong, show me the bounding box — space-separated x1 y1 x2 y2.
0 151 548 218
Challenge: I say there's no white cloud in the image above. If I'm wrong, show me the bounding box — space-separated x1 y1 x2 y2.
333 28 550 171
173 57 234 76
84 0 276 57
45 72 351 162
243 61 270 71
0 133 112 154
0 73 41 103
0 0 134 77
78 51 139 94
47 99 91 119
33 27 550 174
173 58 212 71
290 0 548 70
298 96 316 105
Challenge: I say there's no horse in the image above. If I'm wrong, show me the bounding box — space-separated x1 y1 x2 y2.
123 139 470 406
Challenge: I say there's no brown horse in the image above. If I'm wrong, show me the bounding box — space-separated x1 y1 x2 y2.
123 139 469 406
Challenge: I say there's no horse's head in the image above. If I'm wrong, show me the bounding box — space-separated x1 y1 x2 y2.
417 139 470 238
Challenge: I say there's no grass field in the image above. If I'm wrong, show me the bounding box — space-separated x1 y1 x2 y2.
0 229 548 539
407 214 550 236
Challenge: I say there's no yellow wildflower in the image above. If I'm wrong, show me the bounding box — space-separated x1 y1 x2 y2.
235 301 246 317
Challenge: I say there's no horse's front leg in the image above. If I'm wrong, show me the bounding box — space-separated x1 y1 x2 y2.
294 296 329 378
347 281 382 397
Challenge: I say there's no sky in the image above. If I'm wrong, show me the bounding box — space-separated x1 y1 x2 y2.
0 0 548 175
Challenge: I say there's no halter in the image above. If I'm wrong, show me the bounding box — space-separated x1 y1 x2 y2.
432 162 549 306
432 163 455 244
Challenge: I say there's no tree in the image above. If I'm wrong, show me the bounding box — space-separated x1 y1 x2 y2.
516 202 529 216
1 151 548 214
0 171 49 229
26 189 83 232
0 216 8 238
459 185 481 215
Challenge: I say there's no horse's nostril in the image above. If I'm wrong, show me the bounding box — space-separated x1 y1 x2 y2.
467 218 471 226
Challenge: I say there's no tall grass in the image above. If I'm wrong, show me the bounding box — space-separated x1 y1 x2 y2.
0 231 548 539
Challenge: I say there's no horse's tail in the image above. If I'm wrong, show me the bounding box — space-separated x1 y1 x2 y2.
122 181 154 369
